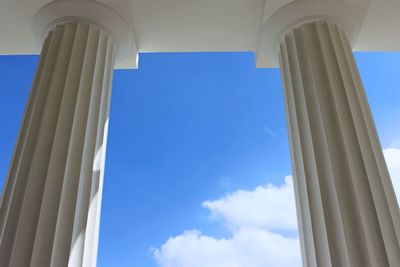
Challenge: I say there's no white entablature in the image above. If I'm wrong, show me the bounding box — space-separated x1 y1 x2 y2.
1 0 399 69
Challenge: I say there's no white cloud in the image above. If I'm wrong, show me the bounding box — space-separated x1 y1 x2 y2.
152 176 301 267
202 176 297 231
153 228 300 267
153 148 400 267
384 148 400 201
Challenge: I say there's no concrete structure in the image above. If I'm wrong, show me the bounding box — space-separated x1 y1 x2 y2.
0 0 399 266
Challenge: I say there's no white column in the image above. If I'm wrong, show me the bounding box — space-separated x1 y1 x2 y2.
279 20 400 266
0 21 114 267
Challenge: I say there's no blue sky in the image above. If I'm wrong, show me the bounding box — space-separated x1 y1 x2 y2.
0 52 399 267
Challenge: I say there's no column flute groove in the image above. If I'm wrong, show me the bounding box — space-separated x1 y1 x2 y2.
0 22 115 267
279 20 400 267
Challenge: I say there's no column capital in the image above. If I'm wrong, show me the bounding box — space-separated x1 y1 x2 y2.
255 0 371 68
31 0 138 68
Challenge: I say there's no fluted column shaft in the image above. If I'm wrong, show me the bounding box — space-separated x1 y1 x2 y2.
0 22 115 267
279 20 400 266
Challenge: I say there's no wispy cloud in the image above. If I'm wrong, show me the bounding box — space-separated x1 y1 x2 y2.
218 176 232 189
263 126 278 140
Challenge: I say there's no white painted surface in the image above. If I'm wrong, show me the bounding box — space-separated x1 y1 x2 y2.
256 0 370 67
279 20 400 266
1 0 399 68
32 0 135 69
0 22 114 267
